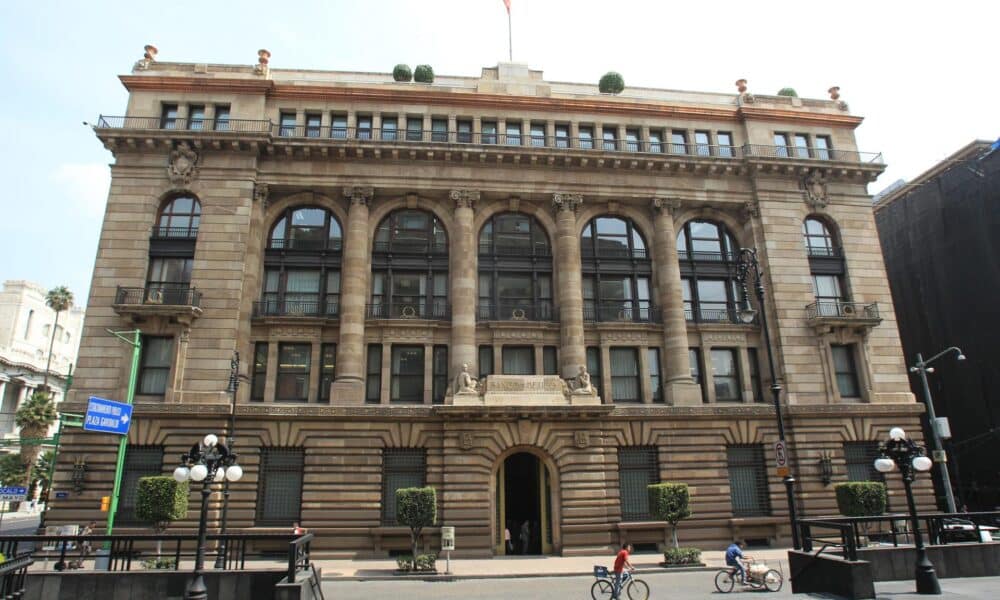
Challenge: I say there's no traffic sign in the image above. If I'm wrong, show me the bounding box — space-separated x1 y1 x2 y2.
0 486 27 502
84 396 133 435
774 441 789 477
54 491 70 500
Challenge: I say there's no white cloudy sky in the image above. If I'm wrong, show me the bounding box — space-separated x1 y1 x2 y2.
0 0 996 303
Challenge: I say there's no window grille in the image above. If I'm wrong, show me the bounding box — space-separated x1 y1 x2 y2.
844 442 884 482
618 446 659 521
382 449 427 525
119 446 164 524
256 448 305 524
727 445 771 517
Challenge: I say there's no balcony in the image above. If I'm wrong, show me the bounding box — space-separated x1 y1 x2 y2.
583 301 660 323
805 245 843 258
806 301 881 331
113 285 202 323
366 301 450 320
151 225 199 240
477 300 557 322
372 241 448 255
96 116 271 133
253 297 340 319
478 243 552 258
744 144 883 164
268 238 343 252
684 304 754 325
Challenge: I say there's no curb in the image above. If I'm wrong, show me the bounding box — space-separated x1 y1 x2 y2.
322 565 717 582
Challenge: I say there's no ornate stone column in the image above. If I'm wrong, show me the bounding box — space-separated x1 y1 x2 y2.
553 194 586 378
332 186 373 404
449 190 479 385
652 198 702 405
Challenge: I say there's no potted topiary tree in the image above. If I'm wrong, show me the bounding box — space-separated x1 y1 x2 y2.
599 72 625 95
136 475 189 567
413 65 434 84
396 486 437 571
834 481 887 546
393 64 412 82
649 482 702 566
777 88 798 97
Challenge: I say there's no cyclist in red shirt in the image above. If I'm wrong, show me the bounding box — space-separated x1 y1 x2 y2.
612 543 634 599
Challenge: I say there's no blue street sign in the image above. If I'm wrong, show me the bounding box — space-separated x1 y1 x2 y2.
84 396 133 435
55 491 70 499
0 486 28 502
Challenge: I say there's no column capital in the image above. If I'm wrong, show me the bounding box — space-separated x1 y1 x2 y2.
343 186 374 206
552 193 583 213
449 189 480 209
651 197 682 215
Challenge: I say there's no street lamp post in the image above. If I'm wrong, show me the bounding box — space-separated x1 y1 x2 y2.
909 347 965 513
874 427 940 595
734 247 800 550
214 351 240 569
174 434 243 600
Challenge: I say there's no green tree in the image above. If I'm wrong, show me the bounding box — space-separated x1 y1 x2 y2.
136 476 189 555
392 64 412 82
396 486 437 566
16 391 57 489
648 482 691 549
834 482 887 517
0 453 27 487
599 72 625 95
413 64 434 84
32 450 55 498
43 286 74 390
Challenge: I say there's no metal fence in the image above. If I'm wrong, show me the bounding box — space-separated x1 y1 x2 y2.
798 511 1000 556
805 301 880 320
115 285 202 307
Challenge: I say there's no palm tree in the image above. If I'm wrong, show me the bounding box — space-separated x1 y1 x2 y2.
16 391 58 489
43 286 74 391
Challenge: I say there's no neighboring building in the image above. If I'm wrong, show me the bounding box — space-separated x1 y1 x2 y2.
49 52 929 556
874 141 1000 510
0 280 84 440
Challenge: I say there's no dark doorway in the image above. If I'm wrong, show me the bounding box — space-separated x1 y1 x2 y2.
505 452 541 555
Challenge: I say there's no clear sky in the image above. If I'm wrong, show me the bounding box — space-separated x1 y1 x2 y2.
1 0 996 304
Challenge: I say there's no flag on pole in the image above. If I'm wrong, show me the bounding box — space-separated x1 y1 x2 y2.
503 0 511 15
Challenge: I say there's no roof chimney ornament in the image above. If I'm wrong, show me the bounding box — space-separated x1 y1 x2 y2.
135 44 158 71
255 49 271 76
829 86 849 111
736 78 754 104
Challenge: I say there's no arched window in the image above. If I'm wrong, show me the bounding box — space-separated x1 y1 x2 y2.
803 218 837 257
258 206 343 317
269 206 343 251
803 217 847 315
24 309 33 340
677 220 742 323
581 216 654 322
155 195 201 239
478 213 554 321
370 210 449 319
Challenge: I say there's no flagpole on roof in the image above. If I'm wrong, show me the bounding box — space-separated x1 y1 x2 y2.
507 3 513 61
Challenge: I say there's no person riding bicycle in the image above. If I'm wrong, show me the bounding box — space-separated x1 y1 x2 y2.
725 540 749 584
612 543 635 599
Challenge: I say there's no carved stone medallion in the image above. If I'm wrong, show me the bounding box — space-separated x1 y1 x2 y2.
167 144 199 185
574 431 589 449
801 170 829 209
459 432 474 451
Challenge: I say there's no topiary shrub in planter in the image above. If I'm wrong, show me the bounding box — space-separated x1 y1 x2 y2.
834 481 887 517
396 554 437 572
663 547 702 566
413 64 434 84
393 64 412 82
777 87 798 97
599 71 625 95
397 486 437 566
141 557 177 570
649 482 691 549
136 475 188 557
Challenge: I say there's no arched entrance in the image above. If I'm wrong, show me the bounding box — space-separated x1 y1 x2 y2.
495 451 555 555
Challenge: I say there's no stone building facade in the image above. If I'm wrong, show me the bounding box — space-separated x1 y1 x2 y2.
49 55 930 556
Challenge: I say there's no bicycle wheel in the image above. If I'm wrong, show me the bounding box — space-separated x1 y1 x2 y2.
714 569 735 593
763 569 783 592
591 579 614 600
626 578 649 600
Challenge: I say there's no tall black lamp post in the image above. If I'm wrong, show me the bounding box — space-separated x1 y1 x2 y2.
735 247 800 550
174 434 243 600
874 427 940 595
214 351 240 569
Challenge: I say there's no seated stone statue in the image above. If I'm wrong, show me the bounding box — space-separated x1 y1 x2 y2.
453 363 479 394
569 365 594 395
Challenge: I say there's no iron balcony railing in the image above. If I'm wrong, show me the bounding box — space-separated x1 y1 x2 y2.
477 300 557 322
478 242 552 257
583 300 660 323
151 225 198 240
684 303 752 324
268 238 344 252
96 115 271 133
253 296 340 318
805 245 843 258
806 301 880 320
366 301 450 320
581 246 650 260
115 285 202 307
679 250 738 263
744 144 884 164
372 240 448 255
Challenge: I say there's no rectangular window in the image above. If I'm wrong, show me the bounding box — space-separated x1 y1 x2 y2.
279 112 296 137
160 104 178 129
147 257 193 289
478 346 494 380
457 119 472 143
305 113 322 138
357 115 373 139
381 116 398 141
586 347 602 394
319 343 336 403
689 348 706 403
431 118 448 142
505 121 522 146
502 346 535 375
137 336 173 396
711 348 741 402
578 125 594 149
747 347 764 403
618 447 659 521
543 346 558 375
727 445 771 517
832 345 861 398
276 343 310 402
257 448 305 524
649 129 664 153
774 133 790 157
530 122 546 147
694 130 711 156
366 344 382 403
391 345 424 403
330 114 347 139
213 105 231 131
794 133 810 158
406 116 423 141
554 124 570 148
119 445 163 524
481 120 497 144
648 348 663 403
844 442 884 482
610 347 640 402
625 128 640 152
717 131 734 157
602 127 618 151
815 135 832 160
670 130 688 154
432 345 448 404
382 449 427 525
251 342 268 401
188 105 205 130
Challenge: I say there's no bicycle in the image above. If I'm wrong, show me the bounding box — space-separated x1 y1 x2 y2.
714 558 783 593
591 565 649 600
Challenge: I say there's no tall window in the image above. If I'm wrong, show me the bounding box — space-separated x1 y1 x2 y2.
156 195 201 238
694 131 711 156
188 105 205 130
305 113 321 138
432 346 448 404
832 345 861 398
610 348 640 402
23 309 33 340
406 116 423 141
803 218 837 257
530 122 546 147
371 210 449 319
711 349 741 402
747 347 764 403
262 270 340 317
670 130 687 154
381 116 398 141
366 345 382 403
555 124 569 148
727 445 771 516
543 347 558 376
478 345 494 380
457 119 472 143
844 442 883 482
579 125 594 149
251 342 268 401
481 120 497 144
391 346 424 403
357 115 373 139
276 343 310 402
505 121 522 145
257 448 305 524
382 449 427 525
814 135 832 160
586 347 602 394
331 114 347 139
774 133 790 157
319 343 337 403
625 128 640 152
648 348 663 403
689 348 706 403
479 213 553 321
119 446 163 523
717 132 734 157
803 217 848 316
214 105 230 131
431 118 448 142
602 127 618 151
160 104 178 129
582 217 653 322
793 134 810 158
137 336 173 396
269 206 343 251
678 220 741 323
146 257 193 302
618 447 659 521
263 207 343 317
502 346 535 375
279 112 296 137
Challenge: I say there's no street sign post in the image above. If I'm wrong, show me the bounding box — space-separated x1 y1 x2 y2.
84 397 133 435
774 440 789 477
441 525 455 574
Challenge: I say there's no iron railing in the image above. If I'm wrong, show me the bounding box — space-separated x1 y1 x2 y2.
805 301 879 320
744 144 884 164
254 297 340 318
115 285 202 307
268 238 343 252
478 242 552 257
366 301 450 320
684 304 751 324
0 552 31 597
805 245 843 258
797 519 859 561
372 241 448 255
581 246 650 260
287 533 314 583
96 115 271 133
477 300 557 322
583 301 660 323
798 511 1000 553
679 250 738 263
151 226 199 240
